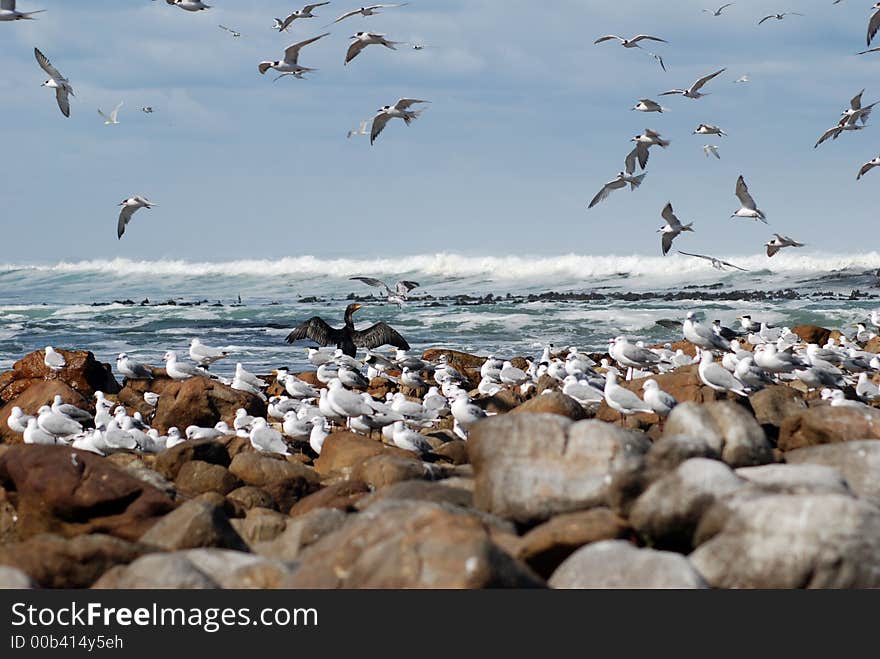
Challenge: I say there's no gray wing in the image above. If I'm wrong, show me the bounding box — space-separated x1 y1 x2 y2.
720 258 749 271
857 162 876 180
588 182 615 208
350 276 392 295
594 35 622 44
1 0 15 10
304 2 331 10
117 205 136 240
758 15 774 25
851 89 865 110
691 67 726 91
631 35 668 44
333 8 361 23
370 112 392 144
624 147 638 175
869 9 880 47
34 48 63 79
735 175 757 209
345 39 367 64
284 32 330 63
661 202 679 227
395 280 419 294
677 250 712 263
661 232 674 256
814 126 841 148
766 243 780 258
394 98 429 110
55 87 70 118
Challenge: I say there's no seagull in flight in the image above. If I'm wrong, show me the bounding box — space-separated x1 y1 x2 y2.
693 123 727 137
331 3 409 25
0 1 45 21
347 119 370 138
141 106 154 113
733 74 750 83
275 2 330 32
594 34 668 49
839 89 877 127
218 24 241 37
765 234 804 257
98 101 123 126
370 98 430 145
626 129 669 174
588 172 646 209
658 203 694 256
660 67 725 99
814 122 866 148
345 32 401 65
35 47 74 118
703 144 721 159
678 251 749 272
731 175 767 223
868 3 880 48
758 12 804 25
350 277 420 307
857 155 880 180
631 99 669 113
117 196 157 240
703 3 734 16
166 0 211 10
259 33 330 78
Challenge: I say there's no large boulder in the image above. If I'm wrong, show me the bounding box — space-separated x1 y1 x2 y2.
0 533 152 588
662 401 773 468
252 508 349 563
549 540 707 589
92 553 219 589
0 445 175 541
313 432 418 478
155 439 231 480
287 500 544 588
778 407 880 451
228 453 320 511
151 377 266 434
629 458 744 551
0 349 120 403
0 380 91 444
691 494 880 588
175 461 241 497
468 415 651 524
748 385 807 428
349 453 428 489
785 441 880 503
734 463 852 496
138 499 248 552
790 325 833 347
510 393 588 420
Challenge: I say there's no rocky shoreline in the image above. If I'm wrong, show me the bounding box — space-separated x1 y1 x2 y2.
1 323 880 589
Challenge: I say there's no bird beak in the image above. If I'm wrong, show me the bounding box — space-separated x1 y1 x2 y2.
353 304 363 312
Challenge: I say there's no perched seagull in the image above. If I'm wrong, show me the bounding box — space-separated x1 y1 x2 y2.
189 338 229 367
857 155 880 180
331 3 409 24
703 3 734 16
660 67 726 99
275 2 330 32
733 74 750 83
699 351 748 396
345 32 401 65
44 346 66 374
350 276 420 306
868 3 880 47
249 418 290 455
758 12 804 25
693 123 726 137
117 196 156 240
594 34 668 49
684 311 731 352
632 99 669 113
678 251 749 272
98 101 123 126
117 353 153 379
370 98 430 145
35 47 74 118
703 144 721 159
0 1 45 21
588 172 646 209
603 369 654 417
658 202 694 256
168 0 211 10
626 129 669 173
765 234 805 257
259 33 330 78
163 350 212 380
218 24 241 37
347 119 370 138
731 175 767 223
642 380 678 417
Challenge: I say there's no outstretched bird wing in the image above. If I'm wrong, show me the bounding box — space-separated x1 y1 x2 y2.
691 67 726 92
285 317 345 346
353 322 410 350
350 276 393 296
117 205 137 240
735 175 757 209
370 112 392 144
34 47 64 80
395 280 420 295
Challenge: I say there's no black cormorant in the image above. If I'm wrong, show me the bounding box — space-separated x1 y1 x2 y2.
285 303 410 357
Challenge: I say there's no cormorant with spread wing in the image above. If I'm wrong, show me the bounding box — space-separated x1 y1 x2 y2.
285 303 410 357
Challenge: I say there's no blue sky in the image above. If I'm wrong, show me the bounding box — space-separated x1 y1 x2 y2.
1 0 878 262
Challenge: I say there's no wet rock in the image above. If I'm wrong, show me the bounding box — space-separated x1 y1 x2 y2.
0 445 175 541
151 377 266 435
549 540 706 589
0 566 34 589
92 553 219 589
748 385 807 427
468 415 651 524
0 533 151 588
629 458 744 551
139 499 248 552
287 500 544 588
313 432 417 478
785 440 880 503
735 463 852 496
0 380 91 444
510 392 588 420
175 460 241 497
663 402 773 468
354 480 474 510
778 407 880 451
288 480 370 517
515 508 633 580
155 439 231 480
691 494 880 588
252 509 348 563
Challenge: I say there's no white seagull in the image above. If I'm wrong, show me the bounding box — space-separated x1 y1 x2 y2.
189 338 229 367
0 1 44 21
631 99 669 113
699 351 748 396
733 74 750 83
167 0 211 11
98 101 123 125
259 33 330 78
347 119 370 138
626 128 670 174
603 369 654 417
765 234 804 257
35 47 74 118
44 346 66 374
117 196 156 240
588 172 646 209
275 2 330 32
345 32 401 65
218 24 241 37
349 276 420 306
703 144 721 159
758 12 804 25
731 175 767 223
594 34 668 49
660 68 726 99
658 202 694 256
703 3 734 16
678 251 749 272
331 3 409 24
370 98 430 145
693 123 726 137
857 155 880 180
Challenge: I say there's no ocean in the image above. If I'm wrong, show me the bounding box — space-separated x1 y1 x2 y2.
2 252 880 378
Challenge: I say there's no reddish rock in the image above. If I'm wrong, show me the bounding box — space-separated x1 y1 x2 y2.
349 452 426 489
778 407 880 452
421 349 486 371
791 325 833 347
0 380 90 444
0 445 176 541
511 392 588 421
293 372 325 389
139 499 247 552
154 439 231 480
3 349 119 401
175 461 241 497
289 480 370 517
228 453 320 511
354 480 474 511
434 440 469 465
151 376 267 434
226 486 276 513
749 385 807 427
313 432 418 478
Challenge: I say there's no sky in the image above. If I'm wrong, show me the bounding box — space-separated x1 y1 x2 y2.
1 0 879 262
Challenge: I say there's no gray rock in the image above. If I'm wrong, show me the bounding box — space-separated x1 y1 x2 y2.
139 500 248 552
663 402 773 468
92 553 219 589
645 435 721 479
468 415 651 524
179 549 295 588
252 508 349 563
0 566 35 589
549 540 706 589
690 493 880 588
230 507 289 546
785 441 880 504
735 463 852 496
629 458 744 551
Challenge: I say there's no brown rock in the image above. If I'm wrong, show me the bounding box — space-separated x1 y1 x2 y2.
151 377 266 434
228 453 320 510
349 453 427 489
3 349 120 401
313 431 418 478
0 381 90 444
785 440 880 503
354 480 474 511
0 445 175 541
433 440 469 465
749 385 807 427
481 390 521 414
154 438 231 480
92 553 219 589
778 406 880 451
251 508 349 563
515 508 633 579
139 499 248 551
226 486 276 513
230 507 290 545
511 392 588 420
421 349 486 371
0 533 152 588
289 480 370 517
175 461 241 497
791 325 833 347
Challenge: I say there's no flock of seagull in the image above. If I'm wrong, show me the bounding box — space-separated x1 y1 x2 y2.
2 0 425 240
588 2 880 265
